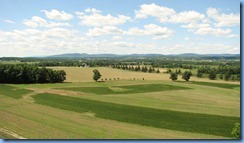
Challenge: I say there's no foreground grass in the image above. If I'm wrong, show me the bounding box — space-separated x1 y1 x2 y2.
0 85 32 99
0 131 17 139
34 93 239 137
0 101 227 139
58 83 191 95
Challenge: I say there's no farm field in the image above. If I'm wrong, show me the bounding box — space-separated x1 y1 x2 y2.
50 67 240 84
0 67 240 139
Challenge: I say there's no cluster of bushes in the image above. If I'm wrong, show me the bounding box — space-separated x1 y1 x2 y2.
0 64 66 83
111 65 160 73
170 71 192 81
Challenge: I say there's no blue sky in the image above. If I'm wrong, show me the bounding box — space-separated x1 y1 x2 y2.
0 0 240 57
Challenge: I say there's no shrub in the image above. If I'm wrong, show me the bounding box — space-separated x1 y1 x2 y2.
231 122 240 139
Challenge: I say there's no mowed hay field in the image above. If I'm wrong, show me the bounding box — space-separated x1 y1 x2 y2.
50 67 168 82
0 67 240 139
51 67 240 85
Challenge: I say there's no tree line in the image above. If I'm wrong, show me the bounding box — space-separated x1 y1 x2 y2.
111 65 160 73
196 66 240 81
0 64 66 83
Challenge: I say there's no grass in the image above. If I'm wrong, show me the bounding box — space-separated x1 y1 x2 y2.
186 81 240 89
0 84 32 99
0 131 17 139
33 93 239 137
0 100 227 139
58 83 191 95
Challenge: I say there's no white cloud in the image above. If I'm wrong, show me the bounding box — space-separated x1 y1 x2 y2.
145 24 173 39
86 26 124 37
127 24 173 39
194 27 232 36
170 11 205 23
76 9 132 27
3 19 15 24
84 8 101 13
41 9 73 20
206 7 240 27
86 24 173 40
126 27 146 36
135 3 176 21
135 3 205 23
182 23 210 29
0 28 85 57
23 16 72 28
23 20 38 28
181 20 238 38
112 36 123 40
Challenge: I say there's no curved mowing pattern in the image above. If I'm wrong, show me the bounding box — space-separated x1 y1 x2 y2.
59 84 191 95
34 93 239 137
0 84 32 99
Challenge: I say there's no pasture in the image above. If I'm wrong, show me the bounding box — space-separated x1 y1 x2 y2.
0 67 240 139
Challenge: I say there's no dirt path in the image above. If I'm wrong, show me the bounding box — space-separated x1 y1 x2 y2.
0 127 26 139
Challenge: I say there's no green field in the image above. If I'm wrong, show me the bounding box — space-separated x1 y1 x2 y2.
0 67 240 139
58 83 191 95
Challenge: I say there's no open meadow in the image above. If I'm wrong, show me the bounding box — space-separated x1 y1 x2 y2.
0 67 240 139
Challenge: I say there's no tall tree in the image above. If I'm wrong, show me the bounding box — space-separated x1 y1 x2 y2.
182 71 192 81
170 72 178 81
93 69 102 82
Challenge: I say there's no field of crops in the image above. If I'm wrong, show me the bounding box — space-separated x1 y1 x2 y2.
0 67 240 139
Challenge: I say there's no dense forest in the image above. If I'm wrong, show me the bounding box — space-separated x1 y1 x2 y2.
0 64 66 83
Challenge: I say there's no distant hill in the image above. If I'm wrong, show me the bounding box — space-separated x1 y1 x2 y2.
46 53 240 59
47 53 163 58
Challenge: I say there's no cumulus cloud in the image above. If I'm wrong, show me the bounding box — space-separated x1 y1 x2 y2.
181 20 237 38
193 27 232 36
86 24 173 40
206 7 240 27
86 26 124 37
76 9 132 27
135 3 176 21
127 24 173 39
0 28 84 57
41 9 73 20
23 16 72 28
170 11 205 23
181 23 210 29
135 3 205 23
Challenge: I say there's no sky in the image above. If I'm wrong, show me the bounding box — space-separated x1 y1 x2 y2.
0 0 240 57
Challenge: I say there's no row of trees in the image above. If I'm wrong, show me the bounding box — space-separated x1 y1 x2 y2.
111 65 160 73
197 70 240 81
0 64 66 83
197 66 240 75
